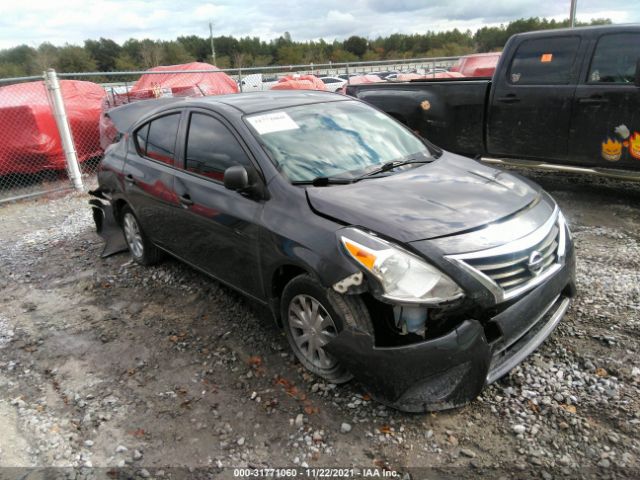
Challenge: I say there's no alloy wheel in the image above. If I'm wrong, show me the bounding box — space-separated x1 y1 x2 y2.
288 294 338 370
123 213 144 259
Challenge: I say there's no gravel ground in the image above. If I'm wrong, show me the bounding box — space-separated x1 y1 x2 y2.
0 169 639 478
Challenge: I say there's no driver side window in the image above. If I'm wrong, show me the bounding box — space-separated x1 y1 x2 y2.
184 113 252 181
589 33 640 84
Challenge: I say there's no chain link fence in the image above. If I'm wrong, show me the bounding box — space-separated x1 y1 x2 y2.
0 55 459 204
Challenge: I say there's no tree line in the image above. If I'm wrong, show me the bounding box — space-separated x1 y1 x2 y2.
0 17 611 78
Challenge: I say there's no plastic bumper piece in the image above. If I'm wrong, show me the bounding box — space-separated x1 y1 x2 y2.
88 191 128 258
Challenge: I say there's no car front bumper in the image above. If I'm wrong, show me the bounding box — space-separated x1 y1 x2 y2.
325 248 576 412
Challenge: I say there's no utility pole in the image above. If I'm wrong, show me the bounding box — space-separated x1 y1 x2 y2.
570 0 577 27
209 21 216 65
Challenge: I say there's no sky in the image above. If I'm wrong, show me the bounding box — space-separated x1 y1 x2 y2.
0 0 639 49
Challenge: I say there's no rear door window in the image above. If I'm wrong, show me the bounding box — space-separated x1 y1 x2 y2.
139 113 181 165
184 113 252 181
134 123 149 153
508 36 580 85
588 33 640 83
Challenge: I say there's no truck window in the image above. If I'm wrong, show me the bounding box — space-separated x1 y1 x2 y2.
588 33 640 84
508 36 580 85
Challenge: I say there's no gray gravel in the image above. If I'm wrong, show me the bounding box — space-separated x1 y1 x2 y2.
0 172 639 477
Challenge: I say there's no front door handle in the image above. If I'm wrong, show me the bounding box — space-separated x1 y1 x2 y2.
497 94 520 104
578 95 608 105
179 194 194 207
124 174 136 185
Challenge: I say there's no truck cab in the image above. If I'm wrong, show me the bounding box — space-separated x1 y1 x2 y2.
489 25 640 169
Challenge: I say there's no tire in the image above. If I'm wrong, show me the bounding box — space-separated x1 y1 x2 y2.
281 274 373 384
121 206 162 266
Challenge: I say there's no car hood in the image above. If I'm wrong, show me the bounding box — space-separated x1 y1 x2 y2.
306 153 540 244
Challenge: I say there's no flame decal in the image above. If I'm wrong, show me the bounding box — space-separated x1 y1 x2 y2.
601 138 622 162
629 132 640 160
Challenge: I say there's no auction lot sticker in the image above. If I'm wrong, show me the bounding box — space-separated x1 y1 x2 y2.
247 111 300 135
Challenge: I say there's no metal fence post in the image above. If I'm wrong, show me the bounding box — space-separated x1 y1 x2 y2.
45 68 83 191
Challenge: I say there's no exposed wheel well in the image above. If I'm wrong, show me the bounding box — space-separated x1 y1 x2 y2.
270 264 309 324
112 199 128 225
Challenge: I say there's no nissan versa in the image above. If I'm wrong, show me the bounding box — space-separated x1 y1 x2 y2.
90 90 576 412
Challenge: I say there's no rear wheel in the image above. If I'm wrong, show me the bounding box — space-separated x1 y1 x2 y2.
281 274 373 384
121 206 162 266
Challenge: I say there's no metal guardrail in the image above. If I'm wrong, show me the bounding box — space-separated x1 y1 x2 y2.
55 56 461 79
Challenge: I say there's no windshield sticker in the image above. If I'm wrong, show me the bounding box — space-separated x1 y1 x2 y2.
511 73 521 83
247 112 299 135
540 53 553 63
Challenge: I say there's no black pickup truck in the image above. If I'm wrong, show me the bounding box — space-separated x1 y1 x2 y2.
346 25 640 175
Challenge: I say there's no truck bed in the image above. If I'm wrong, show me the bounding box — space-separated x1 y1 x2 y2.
346 79 491 157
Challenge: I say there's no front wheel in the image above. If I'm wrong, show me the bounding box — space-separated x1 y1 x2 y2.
281 274 373 384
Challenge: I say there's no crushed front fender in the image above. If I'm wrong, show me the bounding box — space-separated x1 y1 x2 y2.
324 320 491 412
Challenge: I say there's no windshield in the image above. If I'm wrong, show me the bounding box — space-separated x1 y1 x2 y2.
245 100 432 182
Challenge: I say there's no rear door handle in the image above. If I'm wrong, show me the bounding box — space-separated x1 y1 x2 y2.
497 94 520 104
125 174 136 185
179 194 194 207
578 95 608 105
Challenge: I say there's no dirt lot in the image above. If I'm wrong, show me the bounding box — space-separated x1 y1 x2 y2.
0 168 639 479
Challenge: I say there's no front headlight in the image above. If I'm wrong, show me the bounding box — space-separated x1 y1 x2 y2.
340 229 463 305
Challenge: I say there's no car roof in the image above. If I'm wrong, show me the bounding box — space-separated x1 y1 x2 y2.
182 90 349 115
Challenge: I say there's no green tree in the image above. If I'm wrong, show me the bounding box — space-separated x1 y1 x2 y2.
163 41 193 65
0 45 38 75
277 44 304 65
84 38 121 71
139 40 164 68
343 36 368 57
177 35 210 61
0 63 25 78
35 42 59 71
114 52 139 71
56 45 96 73
330 48 358 63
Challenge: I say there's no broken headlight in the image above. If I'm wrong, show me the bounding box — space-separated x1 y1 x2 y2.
340 229 464 305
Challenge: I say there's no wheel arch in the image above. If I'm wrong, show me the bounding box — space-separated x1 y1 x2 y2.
112 197 130 225
269 263 311 326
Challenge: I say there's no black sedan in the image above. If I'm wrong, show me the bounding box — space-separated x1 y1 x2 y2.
91 91 576 412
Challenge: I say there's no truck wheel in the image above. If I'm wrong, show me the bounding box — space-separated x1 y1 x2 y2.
281 274 373 384
121 206 162 266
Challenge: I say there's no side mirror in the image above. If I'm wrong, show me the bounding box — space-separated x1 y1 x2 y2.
223 165 268 199
636 59 640 86
223 165 249 191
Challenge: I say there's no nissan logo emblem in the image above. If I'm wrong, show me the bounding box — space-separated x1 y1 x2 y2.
527 250 545 275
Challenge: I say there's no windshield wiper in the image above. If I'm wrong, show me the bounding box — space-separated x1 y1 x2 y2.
291 177 354 187
291 158 432 187
354 158 432 180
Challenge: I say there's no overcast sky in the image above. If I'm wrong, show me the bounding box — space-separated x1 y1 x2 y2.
1 0 638 49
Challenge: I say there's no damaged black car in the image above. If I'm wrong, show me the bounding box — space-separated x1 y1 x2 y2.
91 90 576 412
